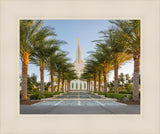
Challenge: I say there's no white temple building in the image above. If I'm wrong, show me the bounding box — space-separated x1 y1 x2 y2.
70 38 87 90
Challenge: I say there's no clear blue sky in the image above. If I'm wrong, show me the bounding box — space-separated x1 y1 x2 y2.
24 20 134 82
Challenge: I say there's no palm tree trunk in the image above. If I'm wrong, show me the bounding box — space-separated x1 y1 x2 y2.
103 71 107 93
64 80 67 92
98 72 101 92
69 80 71 92
87 81 89 91
114 64 118 93
94 74 96 92
89 80 90 92
21 53 29 100
57 72 60 92
40 64 44 93
133 52 140 101
67 80 70 92
50 70 54 93
62 76 64 92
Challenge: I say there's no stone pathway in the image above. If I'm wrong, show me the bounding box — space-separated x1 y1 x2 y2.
32 100 126 106
41 91 116 101
20 91 140 114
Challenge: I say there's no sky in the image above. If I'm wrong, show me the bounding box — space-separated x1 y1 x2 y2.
24 20 134 82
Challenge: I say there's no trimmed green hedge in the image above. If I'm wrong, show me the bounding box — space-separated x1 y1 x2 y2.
128 95 133 100
42 91 54 98
29 93 45 100
105 93 125 101
107 90 114 93
98 92 125 101
29 91 55 100
98 92 106 95
20 90 64 100
118 91 132 94
97 91 140 101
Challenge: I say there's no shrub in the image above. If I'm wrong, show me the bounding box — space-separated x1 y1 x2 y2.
42 91 54 98
119 90 131 94
107 90 114 93
29 92 45 100
98 92 106 95
127 84 133 91
105 93 125 101
105 93 115 98
35 90 40 93
128 95 133 100
53 92 61 95
114 94 125 101
27 90 33 94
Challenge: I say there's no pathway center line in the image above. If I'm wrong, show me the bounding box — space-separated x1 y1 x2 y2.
54 100 63 106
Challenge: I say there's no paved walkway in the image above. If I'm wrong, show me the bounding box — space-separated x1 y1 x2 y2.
20 104 140 114
20 91 140 114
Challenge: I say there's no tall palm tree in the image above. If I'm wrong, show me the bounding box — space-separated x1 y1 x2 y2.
80 72 92 92
86 54 103 92
110 20 140 101
46 46 60 93
20 20 43 100
54 52 68 92
61 63 74 92
90 42 113 93
46 40 66 93
30 38 56 93
65 69 78 92
84 59 99 92
101 29 132 93
106 29 123 93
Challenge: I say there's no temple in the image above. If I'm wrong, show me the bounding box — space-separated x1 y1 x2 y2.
70 38 87 90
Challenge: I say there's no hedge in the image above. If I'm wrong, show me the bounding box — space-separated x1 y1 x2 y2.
105 93 125 101
29 93 45 100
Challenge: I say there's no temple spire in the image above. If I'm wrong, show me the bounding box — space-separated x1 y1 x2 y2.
74 38 84 63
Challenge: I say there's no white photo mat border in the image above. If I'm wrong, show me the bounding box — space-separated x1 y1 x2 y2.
0 0 160 134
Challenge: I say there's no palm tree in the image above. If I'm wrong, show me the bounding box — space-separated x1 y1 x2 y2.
65 69 78 92
54 52 68 92
46 51 57 93
30 38 56 93
90 42 113 93
20 20 43 100
97 64 103 92
84 59 99 92
90 53 105 92
81 73 92 92
125 74 130 83
110 20 140 101
119 73 125 89
27 73 38 92
97 29 132 93
61 63 75 92
46 40 66 93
